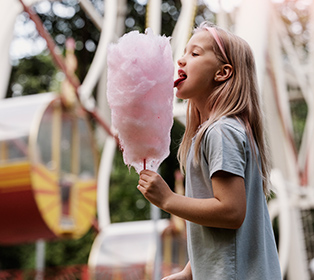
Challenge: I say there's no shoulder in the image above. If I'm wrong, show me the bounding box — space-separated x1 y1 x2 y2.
202 117 248 178
204 116 246 143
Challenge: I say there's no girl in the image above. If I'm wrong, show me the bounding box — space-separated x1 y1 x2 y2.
137 22 282 279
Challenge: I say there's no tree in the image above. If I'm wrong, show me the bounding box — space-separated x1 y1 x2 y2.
7 53 58 98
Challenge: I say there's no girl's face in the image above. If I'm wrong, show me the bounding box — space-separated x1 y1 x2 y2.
175 30 220 103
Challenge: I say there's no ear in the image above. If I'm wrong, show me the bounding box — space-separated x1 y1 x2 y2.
214 64 233 82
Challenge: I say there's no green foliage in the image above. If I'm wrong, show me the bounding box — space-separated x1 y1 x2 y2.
7 54 58 97
0 229 96 270
45 229 96 267
290 99 308 151
0 243 35 270
158 119 185 192
125 0 146 33
125 0 182 36
161 0 181 35
109 150 150 223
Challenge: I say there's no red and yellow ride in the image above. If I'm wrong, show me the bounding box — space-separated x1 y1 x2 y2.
0 93 98 244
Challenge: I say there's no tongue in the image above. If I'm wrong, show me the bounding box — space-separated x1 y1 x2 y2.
174 76 186 88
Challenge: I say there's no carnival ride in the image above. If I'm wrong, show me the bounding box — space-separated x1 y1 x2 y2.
1 0 314 279
0 92 98 244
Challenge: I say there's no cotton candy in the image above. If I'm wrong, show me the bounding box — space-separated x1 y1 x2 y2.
106 28 174 173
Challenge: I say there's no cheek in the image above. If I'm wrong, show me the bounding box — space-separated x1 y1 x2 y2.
193 74 211 89
199 70 215 87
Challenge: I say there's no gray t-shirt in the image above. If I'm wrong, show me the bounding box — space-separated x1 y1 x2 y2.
185 117 282 280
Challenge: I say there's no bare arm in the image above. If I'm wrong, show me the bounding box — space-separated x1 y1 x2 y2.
137 170 246 229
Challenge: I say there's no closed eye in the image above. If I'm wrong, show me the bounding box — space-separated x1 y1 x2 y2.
192 52 199 57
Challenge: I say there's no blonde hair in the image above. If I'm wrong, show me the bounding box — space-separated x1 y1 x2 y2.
177 22 271 196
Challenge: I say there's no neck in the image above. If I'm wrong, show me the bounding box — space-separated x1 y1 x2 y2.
200 115 209 124
195 103 209 125
192 95 210 125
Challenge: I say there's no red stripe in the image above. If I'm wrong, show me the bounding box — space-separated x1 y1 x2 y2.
32 166 58 187
0 184 31 193
78 185 97 193
40 200 60 214
33 189 58 195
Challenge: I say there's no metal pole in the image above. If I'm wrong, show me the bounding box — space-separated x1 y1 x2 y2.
35 239 45 280
151 203 162 280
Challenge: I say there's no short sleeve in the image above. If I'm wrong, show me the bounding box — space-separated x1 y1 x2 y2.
202 119 247 179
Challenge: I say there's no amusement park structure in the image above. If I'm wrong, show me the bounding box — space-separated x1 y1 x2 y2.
1 0 314 279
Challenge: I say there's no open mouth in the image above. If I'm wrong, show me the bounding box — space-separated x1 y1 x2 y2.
174 70 187 88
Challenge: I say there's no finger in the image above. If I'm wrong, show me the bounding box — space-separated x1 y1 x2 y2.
137 184 145 193
139 173 151 183
138 177 148 187
139 173 147 181
139 169 148 176
140 169 155 176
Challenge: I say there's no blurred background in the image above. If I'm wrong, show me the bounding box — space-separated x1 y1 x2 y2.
0 0 313 279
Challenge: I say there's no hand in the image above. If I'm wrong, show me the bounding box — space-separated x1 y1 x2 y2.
162 271 191 280
137 169 173 210
162 263 192 280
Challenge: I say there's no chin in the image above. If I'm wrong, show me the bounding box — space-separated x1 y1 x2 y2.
175 88 187 100
175 90 183 99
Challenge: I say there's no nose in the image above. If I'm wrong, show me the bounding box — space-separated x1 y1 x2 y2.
177 56 186 67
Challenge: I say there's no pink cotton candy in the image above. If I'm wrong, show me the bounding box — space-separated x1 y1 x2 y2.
106 28 174 173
